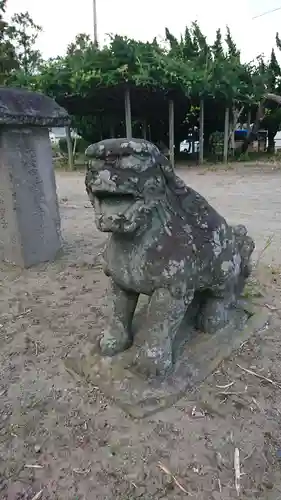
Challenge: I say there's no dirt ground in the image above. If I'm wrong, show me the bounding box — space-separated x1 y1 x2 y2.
1 164 281 499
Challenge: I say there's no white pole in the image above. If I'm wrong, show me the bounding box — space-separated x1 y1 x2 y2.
93 0 98 45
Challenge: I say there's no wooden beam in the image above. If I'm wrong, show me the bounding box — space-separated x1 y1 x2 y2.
169 99 175 168
143 119 147 140
65 126 74 170
265 92 281 105
199 99 204 164
124 88 132 139
223 107 230 163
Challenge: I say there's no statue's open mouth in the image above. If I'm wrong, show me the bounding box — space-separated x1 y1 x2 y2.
95 191 135 202
92 191 142 233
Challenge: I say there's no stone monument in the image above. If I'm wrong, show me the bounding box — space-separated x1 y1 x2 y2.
0 87 69 267
85 138 255 377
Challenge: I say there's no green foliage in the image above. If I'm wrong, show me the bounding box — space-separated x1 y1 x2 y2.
276 32 281 52
1 4 42 85
11 23 268 111
23 23 265 107
212 29 224 59
5 15 281 149
0 0 18 84
71 115 101 143
259 36 281 150
58 136 90 154
225 26 240 59
164 24 265 104
10 12 42 73
29 32 192 103
17 23 269 146
267 49 281 90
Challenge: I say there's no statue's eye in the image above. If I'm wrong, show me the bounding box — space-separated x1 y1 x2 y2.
136 153 149 160
89 159 104 171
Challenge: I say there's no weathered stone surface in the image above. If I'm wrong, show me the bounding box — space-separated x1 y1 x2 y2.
0 87 67 267
85 138 255 376
0 128 62 267
65 301 269 418
0 86 70 127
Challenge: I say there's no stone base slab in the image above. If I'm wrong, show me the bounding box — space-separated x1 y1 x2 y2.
65 301 269 419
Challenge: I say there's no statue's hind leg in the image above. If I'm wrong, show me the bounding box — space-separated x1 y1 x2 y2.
198 237 254 334
197 296 233 333
196 276 241 334
99 278 139 356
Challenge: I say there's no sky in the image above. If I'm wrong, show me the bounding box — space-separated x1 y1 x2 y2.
5 0 281 63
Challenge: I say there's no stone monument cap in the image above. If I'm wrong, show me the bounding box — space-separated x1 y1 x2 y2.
0 87 70 127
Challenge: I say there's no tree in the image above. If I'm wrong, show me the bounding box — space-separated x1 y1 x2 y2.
0 4 42 85
10 21 269 154
212 29 224 59
245 39 281 154
10 11 42 74
0 0 18 84
164 23 266 155
225 26 240 59
260 48 281 152
267 48 281 89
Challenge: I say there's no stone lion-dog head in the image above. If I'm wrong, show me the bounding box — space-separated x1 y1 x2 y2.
85 138 189 234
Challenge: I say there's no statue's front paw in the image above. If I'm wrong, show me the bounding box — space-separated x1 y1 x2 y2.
99 328 132 356
133 345 173 377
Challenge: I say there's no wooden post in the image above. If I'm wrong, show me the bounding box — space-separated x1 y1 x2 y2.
169 99 175 168
241 99 265 154
247 109 251 132
72 134 77 157
231 127 235 154
143 119 147 140
148 124 152 142
65 126 74 170
109 123 115 138
124 88 132 139
199 99 204 164
223 107 230 163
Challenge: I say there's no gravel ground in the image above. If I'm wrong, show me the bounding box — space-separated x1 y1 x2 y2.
0 164 281 500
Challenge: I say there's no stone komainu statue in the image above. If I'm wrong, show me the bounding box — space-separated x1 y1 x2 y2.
85 138 254 376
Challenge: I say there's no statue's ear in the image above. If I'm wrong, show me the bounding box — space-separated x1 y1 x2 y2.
157 154 188 194
156 153 173 177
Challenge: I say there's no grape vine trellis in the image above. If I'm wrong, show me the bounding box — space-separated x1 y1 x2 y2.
4 12 281 163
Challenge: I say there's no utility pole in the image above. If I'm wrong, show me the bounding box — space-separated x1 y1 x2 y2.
93 0 98 45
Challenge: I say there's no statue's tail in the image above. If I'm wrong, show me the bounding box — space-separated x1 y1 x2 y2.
233 225 255 278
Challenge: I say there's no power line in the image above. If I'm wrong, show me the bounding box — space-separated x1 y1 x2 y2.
252 6 281 20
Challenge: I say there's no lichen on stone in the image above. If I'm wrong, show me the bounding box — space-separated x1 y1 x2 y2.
85 138 255 376
0 87 70 127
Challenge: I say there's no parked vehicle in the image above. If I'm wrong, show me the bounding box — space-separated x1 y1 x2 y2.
49 127 80 144
180 139 200 154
